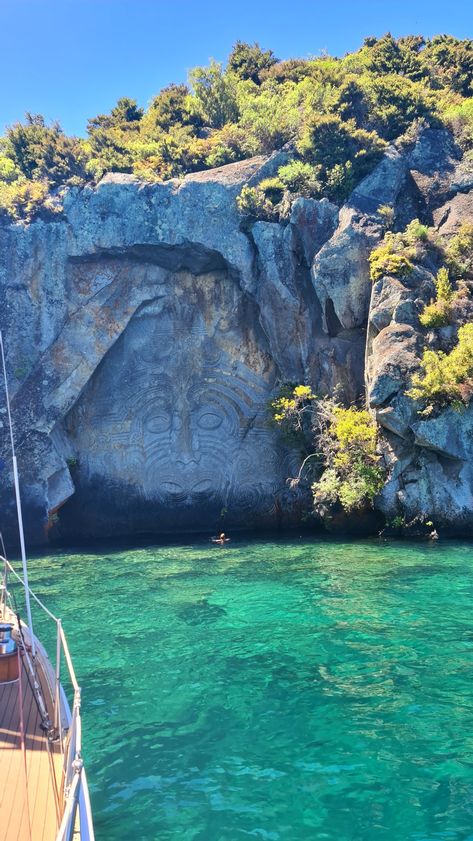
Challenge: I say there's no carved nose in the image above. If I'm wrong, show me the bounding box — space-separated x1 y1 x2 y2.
175 411 200 465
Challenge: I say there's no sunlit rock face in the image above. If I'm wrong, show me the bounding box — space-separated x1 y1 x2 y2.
2 129 469 544
0 155 348 544
61 267 298 535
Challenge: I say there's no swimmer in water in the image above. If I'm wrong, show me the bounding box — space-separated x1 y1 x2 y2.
211 532 230 544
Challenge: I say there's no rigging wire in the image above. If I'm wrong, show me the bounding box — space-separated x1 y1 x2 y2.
0 330 36 657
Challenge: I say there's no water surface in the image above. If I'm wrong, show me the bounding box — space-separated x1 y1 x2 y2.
22 538 473 840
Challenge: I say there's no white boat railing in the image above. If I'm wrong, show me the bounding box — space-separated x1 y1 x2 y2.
0 554 95 841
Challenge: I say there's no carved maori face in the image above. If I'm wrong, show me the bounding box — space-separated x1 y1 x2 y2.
68 295 289 515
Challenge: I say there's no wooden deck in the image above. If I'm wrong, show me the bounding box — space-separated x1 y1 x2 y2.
0 651 63 841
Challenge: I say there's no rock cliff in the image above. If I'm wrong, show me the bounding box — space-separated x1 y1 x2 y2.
0 129 471 544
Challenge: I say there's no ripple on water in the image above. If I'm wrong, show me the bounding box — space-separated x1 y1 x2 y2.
23 538 473 841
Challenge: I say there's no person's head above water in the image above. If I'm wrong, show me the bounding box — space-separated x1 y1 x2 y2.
220 533 225 539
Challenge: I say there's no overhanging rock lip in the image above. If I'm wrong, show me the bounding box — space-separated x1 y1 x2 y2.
67 240 234 276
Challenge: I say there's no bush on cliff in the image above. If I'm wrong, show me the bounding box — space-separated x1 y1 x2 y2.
369 219 431 281
445 223 473 279
3 113 87 188
271 386 385 514
419 267 456 328
0 179 60 223
236 184 279 221
407 323 473 407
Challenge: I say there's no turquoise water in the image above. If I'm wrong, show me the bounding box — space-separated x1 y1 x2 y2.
21 538 473 840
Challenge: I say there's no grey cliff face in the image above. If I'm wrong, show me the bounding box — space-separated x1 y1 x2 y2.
365 132 473 534
0 130 471 543
0 156 342 543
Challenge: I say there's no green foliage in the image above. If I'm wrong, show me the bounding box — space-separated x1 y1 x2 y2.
378 204 394 228
369 240 414 282
141 84 199 134
227 41 277 84
369 219 431 281
277 160 322 195
296 114 386 201
236 82 300 154
434 266 454 302
0 155 21 183
315 406 385 513
443 98 473 151
0 179 59 222
3 114 86 188
236 185 277 220
365 33 427 81
272 388 385 514
407 323 473 407
87 97 143 132
445 222 473 279
258 177 285 204
271 384 315 424
404 219 429 243
419 298 453 328
189 60 239 128
297 114 384 171
421 35 473 96
85 127 134 178
1 33 473 222
360 75 438 140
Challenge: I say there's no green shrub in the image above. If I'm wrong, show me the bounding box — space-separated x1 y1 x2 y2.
443 98 473 150
3 114 86 188
87 97 143 132
259 176 285 203
139 85 198 135
314 406 385 512
296 114 386 202
277 160 322 196
272 388 385 514
0 155 21 184
378 204 394 228
407 323 473 407
419 267 455 328
403 218 429 243
419 299 452 328
0 179 60 222
445 222 473 279
188 60 239 129
236 184 277 220
204 123 249 168
297 114 386 171
435 266 454 302
420 35 473 97
369 237 414 281
369 219 432 281
227 41 277 84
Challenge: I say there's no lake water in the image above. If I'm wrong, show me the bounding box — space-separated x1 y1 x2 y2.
23 537 473 840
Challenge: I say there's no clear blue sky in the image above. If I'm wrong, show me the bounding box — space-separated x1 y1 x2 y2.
1 0 472 137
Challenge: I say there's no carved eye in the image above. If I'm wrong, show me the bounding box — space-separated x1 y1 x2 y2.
197 411 222 430
145 413 171 433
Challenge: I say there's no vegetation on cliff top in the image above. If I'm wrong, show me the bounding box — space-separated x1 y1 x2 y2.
1 33 472 221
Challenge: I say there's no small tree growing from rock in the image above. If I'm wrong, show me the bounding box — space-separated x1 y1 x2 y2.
271 386 386 519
